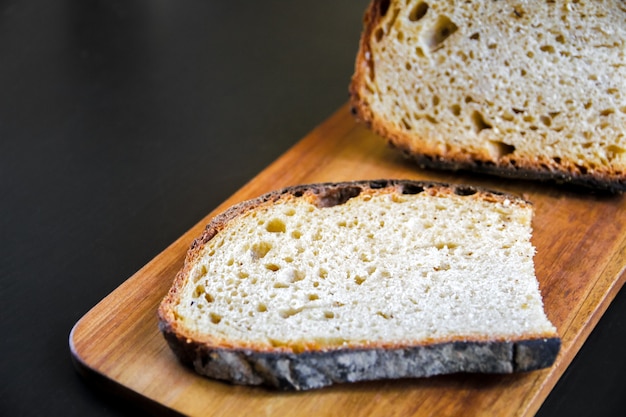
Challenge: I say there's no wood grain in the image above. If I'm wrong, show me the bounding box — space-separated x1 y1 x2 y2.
70 104 626 417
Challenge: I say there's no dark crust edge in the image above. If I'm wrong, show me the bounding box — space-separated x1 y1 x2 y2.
397 146 626 194
348 0 626 194
161 329 561 391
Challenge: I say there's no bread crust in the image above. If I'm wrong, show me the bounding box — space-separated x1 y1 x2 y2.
349 0 626 193
161 329 561 390
158 179 559 390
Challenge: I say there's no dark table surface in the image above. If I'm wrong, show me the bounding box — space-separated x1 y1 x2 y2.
2 1 625 416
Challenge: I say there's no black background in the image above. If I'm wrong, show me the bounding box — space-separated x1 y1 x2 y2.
1 1 625 416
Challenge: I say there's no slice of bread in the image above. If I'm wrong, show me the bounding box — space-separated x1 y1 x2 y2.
158 180 560 390
350 0 626 192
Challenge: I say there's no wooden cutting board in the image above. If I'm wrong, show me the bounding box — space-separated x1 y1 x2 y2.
70 104 626 417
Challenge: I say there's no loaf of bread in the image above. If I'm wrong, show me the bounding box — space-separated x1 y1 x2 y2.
350 0 626 192
158 180 560 390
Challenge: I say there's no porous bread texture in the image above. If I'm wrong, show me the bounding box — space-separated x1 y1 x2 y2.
160 181 557 355
350 0 626 191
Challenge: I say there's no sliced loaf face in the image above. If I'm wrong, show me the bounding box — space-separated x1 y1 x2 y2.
158 180 560 390
350 0 626 191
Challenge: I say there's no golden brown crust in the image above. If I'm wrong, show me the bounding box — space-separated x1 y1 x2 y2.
349 0 385 130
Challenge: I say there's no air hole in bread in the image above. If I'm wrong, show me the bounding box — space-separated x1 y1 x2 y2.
375 27 385 42
469 32 480 40
377 311 392 319
471 110 492 133
370 180 389 189
266 263 280 272
454 186 477 196
423 15 458 52
314 186 362 208
266 219 286 233
291 230 302 239
540 45 555 53
436 242 458 250
450 104 461 116
324 311 335 319
502 111 515 122
193 285 205 298
209 313 222 324
354 275 366 285
192 265 208 283
279 308 303 319
378 0 390 16
607 145 626 161
408 1 428 22
290 269 306 282
487 140 516 159
251 241 272 259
